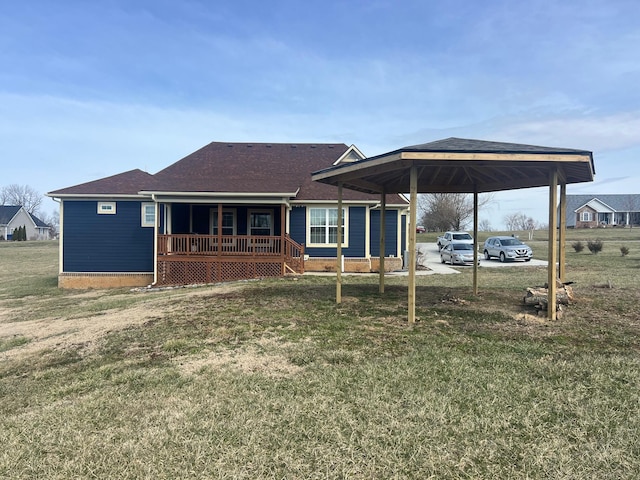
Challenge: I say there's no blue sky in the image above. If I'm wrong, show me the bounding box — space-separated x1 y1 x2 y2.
2 0 639 228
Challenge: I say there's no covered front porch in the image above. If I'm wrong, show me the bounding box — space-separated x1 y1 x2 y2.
154 201 304 286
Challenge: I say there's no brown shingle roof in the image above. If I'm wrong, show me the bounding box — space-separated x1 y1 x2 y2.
150 142 346 194
48 169 154 196
49 143 408 204
148 142 406 203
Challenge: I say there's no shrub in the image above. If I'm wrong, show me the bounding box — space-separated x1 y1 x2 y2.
620 246 630 257
571 241 585 253
587 239 604 254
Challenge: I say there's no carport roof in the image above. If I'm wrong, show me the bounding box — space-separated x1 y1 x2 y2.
312 137 595 194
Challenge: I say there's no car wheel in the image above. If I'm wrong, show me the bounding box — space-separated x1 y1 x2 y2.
525 258 531 262
484 250 490 260
499 252 506 263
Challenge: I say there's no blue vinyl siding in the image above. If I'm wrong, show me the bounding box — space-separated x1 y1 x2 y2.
63 200 153 272
289 206 307 245
369 210 399 257
401 214 407 253
291 206 366 257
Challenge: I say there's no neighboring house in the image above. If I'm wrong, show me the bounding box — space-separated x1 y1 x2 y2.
564 194 640 228
0 205 51 240
48 142 409 288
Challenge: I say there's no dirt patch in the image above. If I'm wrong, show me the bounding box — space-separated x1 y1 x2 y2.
0 283 246 361
173 337 303 377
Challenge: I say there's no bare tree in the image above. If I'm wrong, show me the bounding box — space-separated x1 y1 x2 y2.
478 219 492 232
1 184 43 214
37 210 60 237
419 193 494 231
503 212 540 238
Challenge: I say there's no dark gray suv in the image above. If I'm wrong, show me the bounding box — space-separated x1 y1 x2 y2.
483 236 533 262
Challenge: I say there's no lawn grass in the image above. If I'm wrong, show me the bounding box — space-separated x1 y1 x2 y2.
1 238 640 478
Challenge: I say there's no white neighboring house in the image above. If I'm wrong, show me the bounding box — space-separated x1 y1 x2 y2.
0 205 52 240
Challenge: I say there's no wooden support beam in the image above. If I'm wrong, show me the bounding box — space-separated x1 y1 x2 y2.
559 183 567 283
473 191 479 296
408 165 417 323
548 170 559 320
336 183 343 304
379 190 386 294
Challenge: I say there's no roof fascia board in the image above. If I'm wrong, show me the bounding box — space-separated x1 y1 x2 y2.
291 199 408 207
313 153 405 182
583 198 615 212
47 194 150 200
399 151 593 164
142 191 297 198
154 195 292 205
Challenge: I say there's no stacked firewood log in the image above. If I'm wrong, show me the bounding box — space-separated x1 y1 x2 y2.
523 279 575 317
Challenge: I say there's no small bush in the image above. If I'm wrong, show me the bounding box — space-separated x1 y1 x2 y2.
620 246 630 257
587 239 604 254
571 241 585 253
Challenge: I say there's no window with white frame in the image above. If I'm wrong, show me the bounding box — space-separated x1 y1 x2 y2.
141 203 155 227
211 209 236 235
97 202 116 214
308 207 347 246
580 211 592 222
249 210 273 236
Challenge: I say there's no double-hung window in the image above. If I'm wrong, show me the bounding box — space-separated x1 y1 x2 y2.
141 203 155 227
308 207 347 246
211 210 236 236
580 211 592 222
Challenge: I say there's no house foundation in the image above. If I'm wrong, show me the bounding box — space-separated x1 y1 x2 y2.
58 273 154 289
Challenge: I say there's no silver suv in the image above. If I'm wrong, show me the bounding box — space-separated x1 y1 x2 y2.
483 236 532 262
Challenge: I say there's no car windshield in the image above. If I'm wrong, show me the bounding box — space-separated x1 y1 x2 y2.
453 233 472 240
500 238 523 246
452 243 473 250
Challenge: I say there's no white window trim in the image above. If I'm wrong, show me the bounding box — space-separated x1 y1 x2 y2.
97 202 116 215
306 206 349 248
209 208 237 235
141 203 155 227
580 211 592 222
248 209 274 236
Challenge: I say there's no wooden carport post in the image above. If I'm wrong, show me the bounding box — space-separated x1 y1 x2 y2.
379 189 386 294
548 170 559 320
408 165 417 323
558 182 567 283
336 182 343 304
473 191 479 296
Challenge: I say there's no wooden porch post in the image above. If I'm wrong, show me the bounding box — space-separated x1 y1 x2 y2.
336 183 343 304
217 203 222 257
379 189 386 294
408 165 417 323
473 190 479 295
281 203 286 275
559 182 567 283
548 170 559 320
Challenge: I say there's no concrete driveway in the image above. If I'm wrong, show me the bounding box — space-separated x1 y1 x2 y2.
415 242 548 273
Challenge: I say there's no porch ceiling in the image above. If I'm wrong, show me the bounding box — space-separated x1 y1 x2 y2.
311 138 595 194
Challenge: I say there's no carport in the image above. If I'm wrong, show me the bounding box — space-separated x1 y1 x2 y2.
311 137 595 322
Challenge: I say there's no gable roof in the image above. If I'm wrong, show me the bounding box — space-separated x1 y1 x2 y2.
48 142 408 205
567 194 640 213
0 205 50 229
48 169 155 197
0 205 21 225
313 137 595 194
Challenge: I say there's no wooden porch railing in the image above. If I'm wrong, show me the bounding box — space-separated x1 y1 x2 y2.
156 234 304 285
